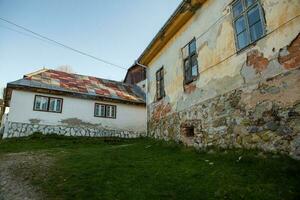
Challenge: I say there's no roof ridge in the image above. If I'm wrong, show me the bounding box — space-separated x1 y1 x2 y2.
24 68 48 78
46 69 132 87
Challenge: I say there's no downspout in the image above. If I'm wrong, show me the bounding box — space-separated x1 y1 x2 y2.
135 60 149 137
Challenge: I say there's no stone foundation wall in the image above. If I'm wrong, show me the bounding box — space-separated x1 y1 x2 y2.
148 69 300 159
3 122 146 139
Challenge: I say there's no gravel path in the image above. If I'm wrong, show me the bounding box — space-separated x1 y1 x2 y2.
0 152 54 200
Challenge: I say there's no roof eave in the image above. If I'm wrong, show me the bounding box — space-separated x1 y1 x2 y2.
137 0 206 66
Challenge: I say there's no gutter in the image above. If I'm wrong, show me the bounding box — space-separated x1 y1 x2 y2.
136 0 192 65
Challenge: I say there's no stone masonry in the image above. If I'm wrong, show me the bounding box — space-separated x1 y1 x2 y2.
3 122 146 139
148 69 300 159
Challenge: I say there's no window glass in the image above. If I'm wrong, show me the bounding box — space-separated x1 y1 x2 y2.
235 17 246 34
189 40 196 54
34 96 48 111
237 31 249 49
100 105 106 117
156 67 164 100
106 106 111 117
95 104 99 116
191 54 198 77
184 59 190 71
111 106 116 118
246 0 255 7
106 105 116 118
247 6 260 26
249 21 263 41
49 98 62 112
95 104 106 117
233 0 243 17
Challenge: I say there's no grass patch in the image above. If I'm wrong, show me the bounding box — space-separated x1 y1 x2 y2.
0 135 300 200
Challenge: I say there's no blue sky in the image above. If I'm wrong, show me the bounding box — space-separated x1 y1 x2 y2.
0 0 181 96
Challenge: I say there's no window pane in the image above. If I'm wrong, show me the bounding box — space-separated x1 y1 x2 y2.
95 104 99 116
111 106 116 118
247 6 260 26
250 21 263 41
233 0 243 18
156 71 160 80
95 104 106 117
192 65 198 77
237 31 249 49
160 68 164 80
35 96 48 111
34 97 41 110
191 54 198 77
184 59 190 71
235 17 246 34
160 79 164 97
189 40 196 54
49 99 55 112
100 105 105 117
49 98 62 112
106 105 115 118
246 0 255 7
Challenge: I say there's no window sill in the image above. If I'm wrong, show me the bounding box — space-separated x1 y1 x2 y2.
184 76 199 86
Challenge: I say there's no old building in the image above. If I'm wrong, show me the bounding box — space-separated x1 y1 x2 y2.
0 99 4 124
124 64 147 93
136 0 300 158
2 69 146 138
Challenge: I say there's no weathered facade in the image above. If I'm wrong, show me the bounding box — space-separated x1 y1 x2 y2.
137 0 300 158
124 64 147 93
0 99 4 124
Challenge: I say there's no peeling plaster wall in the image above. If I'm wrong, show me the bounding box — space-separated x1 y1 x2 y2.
147 0 300 112
147 0 300 157
3 90 146 138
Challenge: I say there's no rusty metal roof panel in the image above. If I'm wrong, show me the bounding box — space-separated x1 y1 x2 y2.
8 69 145 104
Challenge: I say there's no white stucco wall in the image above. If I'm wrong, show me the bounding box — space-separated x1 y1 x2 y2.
8 90 146 132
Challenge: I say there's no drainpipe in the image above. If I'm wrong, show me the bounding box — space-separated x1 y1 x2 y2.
134 60 149 137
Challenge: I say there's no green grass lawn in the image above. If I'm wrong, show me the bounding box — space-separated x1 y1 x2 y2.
0 135 300 200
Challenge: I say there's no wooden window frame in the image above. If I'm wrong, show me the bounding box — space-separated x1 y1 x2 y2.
232 0 266 52
184 38 199 85
33 95 63 113
94 103 117 119
156 67 165 101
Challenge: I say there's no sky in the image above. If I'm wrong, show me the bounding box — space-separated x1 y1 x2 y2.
0 0 181 97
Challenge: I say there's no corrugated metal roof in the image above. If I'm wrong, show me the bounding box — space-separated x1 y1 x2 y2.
8 69 145 104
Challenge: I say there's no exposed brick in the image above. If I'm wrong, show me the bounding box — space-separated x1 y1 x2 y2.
279 33 300 69
152 101 172 122
246 50 269 73
184 83 197 94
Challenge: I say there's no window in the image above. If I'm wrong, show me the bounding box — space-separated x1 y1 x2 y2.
184 39 198 84
232 0 265 50
33 95 63 113
156 67 165 100
94 103 116 119
181 125 195 138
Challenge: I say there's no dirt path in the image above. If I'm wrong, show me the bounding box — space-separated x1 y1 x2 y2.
0 152 54 200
